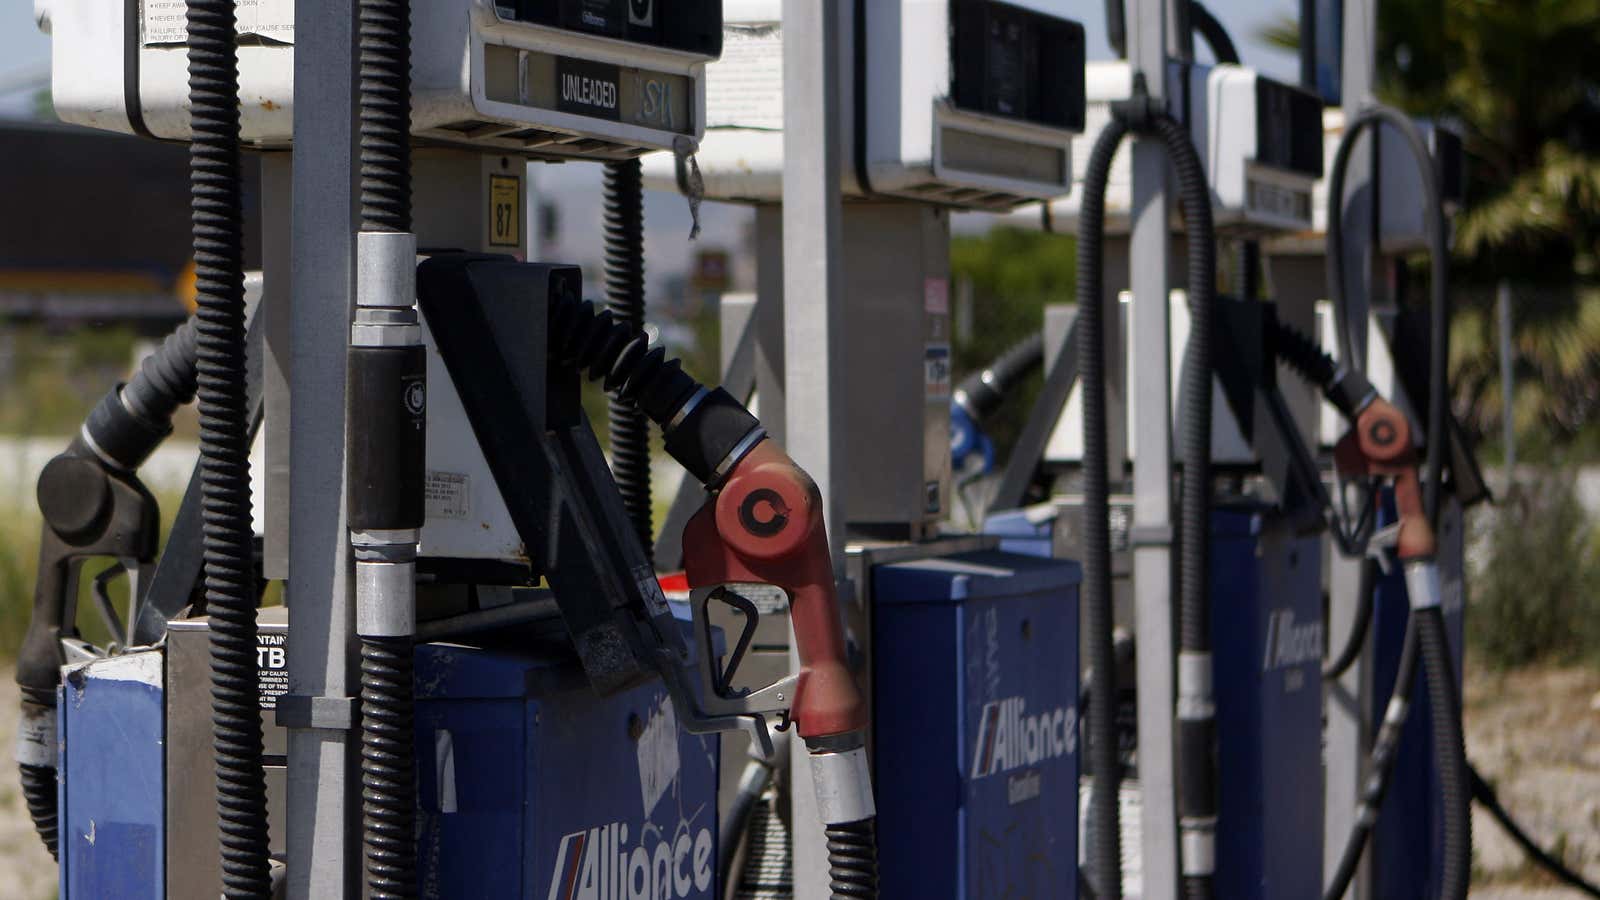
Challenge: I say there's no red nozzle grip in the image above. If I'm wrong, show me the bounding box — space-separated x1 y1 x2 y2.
1334 399 1437 560
681 441 867 740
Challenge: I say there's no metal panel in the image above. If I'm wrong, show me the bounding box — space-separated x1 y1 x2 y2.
872 550 1080 899
59 652 166 900
165 610 291 900
838 203 952 533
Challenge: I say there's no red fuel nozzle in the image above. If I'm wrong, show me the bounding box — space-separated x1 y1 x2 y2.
681 440 867 741
1334 397 1436 560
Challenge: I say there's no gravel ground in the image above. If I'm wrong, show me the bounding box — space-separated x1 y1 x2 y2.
0 660 1594 898
1466 665 1600 899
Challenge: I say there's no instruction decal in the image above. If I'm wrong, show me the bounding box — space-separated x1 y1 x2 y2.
426 471 471 520
142 0 295 46
256 631 288 710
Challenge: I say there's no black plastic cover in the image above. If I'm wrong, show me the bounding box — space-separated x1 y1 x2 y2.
510 0 723 58
348 345 427 531
662 387 760 486
950 0 1087 132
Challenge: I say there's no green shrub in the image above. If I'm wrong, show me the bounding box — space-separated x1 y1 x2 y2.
1469 471 1600 668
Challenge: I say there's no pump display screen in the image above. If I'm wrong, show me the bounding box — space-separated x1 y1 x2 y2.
949 0 1085 132
503 0 723 58
1254 76 1324 178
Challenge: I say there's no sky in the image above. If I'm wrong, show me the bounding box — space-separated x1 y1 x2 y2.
0 0 1301 296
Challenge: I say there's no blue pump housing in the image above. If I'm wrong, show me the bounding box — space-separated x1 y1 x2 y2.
1209 503 1325 899
413 643 719 900
872 548 1081 899
58 652 166 900
55 631 718 900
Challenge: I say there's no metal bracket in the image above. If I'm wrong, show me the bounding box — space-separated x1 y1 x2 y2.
275 695 358 731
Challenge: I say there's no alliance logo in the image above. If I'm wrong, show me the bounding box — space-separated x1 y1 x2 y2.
546 821 713 900
1261 608 1323 672
970 696 1076 780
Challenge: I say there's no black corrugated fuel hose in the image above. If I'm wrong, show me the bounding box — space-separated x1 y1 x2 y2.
355 0 420 897
603 158 654 560
1469 763 1600 898
1150 111 1222 900
188 0 271 895
1077 113 1130 900
1323 617 1421 900
953 332 1046 423
1189 2 1241 65
1322 105 1469 900
1079 95 1224 899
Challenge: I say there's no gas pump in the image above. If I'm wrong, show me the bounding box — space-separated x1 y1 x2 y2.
642 2 1088 897
22 2 879 898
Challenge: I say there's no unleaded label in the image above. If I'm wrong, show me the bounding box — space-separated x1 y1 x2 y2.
556 56 622 122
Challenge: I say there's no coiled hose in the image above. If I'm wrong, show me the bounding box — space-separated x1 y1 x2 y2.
1469 763 1600 898
548 294 699 425
1076 114 1129 900
825 820 877 899
1323 618 1420 900
124 319 200 429
17 761 57 859
1150 110 1221 900
1321 106 1470 900
1189 1 1240 66
356 0 419 896
603 159 654 558
358 635 417 898
188 0 271 895
953 332 1045 422
1079 98 1221 899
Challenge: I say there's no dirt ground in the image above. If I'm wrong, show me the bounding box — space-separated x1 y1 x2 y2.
0 664 1595 898
1466 664 1600 899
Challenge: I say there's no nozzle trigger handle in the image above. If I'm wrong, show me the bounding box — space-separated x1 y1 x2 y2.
682 440 868 741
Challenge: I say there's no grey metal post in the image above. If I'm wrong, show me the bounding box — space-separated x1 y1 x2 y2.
781 1 847 897
1498 280 1515 475
262 154 292 582
284 0 362 896
1129 0 1180 895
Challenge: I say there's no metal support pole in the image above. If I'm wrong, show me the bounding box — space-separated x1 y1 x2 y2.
781 2 846 898
284 1 361 896
1130 0 1179 896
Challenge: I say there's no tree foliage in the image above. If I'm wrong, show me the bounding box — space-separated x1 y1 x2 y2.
949 225 1077 451
1262 1 1600 454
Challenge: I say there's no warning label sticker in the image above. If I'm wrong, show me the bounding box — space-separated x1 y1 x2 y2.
925 344 952 399
256 632 288 710
142 0 295 47
426 471 471 520
705 24 784 131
